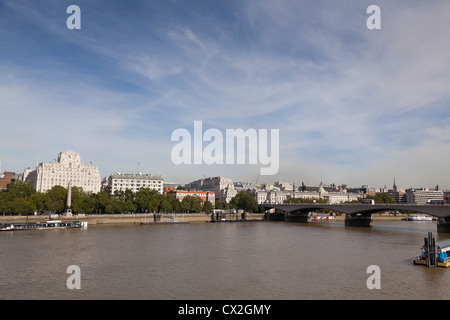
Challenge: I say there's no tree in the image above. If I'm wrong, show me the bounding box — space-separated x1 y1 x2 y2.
202 200 213 214
215 200 229 210
93 191 110 214
180 195 203 213
113 189 135 202
135 188 161 212
171 197 181 213
230 191 258 212
158 194 174 213
6 180 36 199
10 197 35 215
366 193 395 204
0 181 37 215
30 192 46 213
45 186 67 214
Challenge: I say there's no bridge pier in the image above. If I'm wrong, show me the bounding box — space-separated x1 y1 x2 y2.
345 213 373 227
264 212 285 221
285 212 311 223
437 217 450 233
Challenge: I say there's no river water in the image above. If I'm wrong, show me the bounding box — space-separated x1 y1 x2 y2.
1 219 449 300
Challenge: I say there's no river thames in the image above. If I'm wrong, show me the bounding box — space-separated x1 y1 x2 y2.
1 219 449 300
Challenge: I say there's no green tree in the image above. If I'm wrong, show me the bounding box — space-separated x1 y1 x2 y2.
135 188 161 212
0 181 37 215
45 186 67 214
10 197 35 215
202 200 214 214
93 191 110 214
171 197 181 213
0 192 8 215
215 200 229 210
70 186 86 213
180 195 203 213
230 191 258 212
366 193 395 204
160 194 175 213
30 192 46 213
113 189 135 202
6 180 36 199
105 197 121 214
122 200 137 213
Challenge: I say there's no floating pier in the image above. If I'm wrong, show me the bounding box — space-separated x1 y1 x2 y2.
139 213 189 225
208 211 263 223
414 232 450 268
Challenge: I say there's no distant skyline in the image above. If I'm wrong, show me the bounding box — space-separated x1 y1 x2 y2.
1 1 449 189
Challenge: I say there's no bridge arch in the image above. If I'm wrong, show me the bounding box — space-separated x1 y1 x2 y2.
260 204 450 232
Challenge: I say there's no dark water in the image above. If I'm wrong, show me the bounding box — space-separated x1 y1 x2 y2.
1 220 449 300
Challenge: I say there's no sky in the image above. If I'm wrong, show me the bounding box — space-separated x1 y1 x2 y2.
0 0 449 189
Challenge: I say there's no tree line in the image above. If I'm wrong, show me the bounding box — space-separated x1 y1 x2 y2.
0 180 260 215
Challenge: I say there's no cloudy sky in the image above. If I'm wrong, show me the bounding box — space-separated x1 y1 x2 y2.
0 0 449 189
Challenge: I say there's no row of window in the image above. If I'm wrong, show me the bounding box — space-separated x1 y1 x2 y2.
112 180 162 183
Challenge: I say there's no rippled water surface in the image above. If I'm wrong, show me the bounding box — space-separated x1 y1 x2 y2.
1 220 449 299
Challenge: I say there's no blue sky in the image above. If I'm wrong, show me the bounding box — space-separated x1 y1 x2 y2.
1 0 449 189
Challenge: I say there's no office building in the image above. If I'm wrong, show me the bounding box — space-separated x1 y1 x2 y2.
405 187 444 205
107 172 163 194
186 176 237 203
24 150 101 193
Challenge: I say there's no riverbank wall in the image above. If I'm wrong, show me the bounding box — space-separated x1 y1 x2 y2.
0 213 265 225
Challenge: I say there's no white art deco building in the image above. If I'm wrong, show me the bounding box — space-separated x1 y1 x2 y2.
24 150 101 193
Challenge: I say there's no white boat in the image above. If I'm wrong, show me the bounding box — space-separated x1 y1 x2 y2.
404 215 433 221
0 220 88 231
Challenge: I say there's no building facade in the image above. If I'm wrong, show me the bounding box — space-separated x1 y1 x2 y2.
167 190 215 206
107 172 163 194
24 150 101 193
0 172 15 191
405 188 444 205
186 176 237 203
247 187 361 205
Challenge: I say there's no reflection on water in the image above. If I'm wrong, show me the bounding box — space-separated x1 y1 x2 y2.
1 220 449 300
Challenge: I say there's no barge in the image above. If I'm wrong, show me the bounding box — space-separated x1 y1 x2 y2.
311 215 335 221
207 218 264 223
402 215 435 221
414 232 450 268
0 220 88 231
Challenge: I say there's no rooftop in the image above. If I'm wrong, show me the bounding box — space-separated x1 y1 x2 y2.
110 172 163 180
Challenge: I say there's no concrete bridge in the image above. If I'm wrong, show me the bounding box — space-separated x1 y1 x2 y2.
259 203 450 233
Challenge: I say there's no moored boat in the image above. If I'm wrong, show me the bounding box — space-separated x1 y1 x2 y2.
311 215 335 221
0 220 88 231
402 215 434 221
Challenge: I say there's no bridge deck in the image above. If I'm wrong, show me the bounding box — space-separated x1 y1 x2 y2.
260 204 450 218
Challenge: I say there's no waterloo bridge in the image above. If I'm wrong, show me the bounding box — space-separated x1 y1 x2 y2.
259 203 450 233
